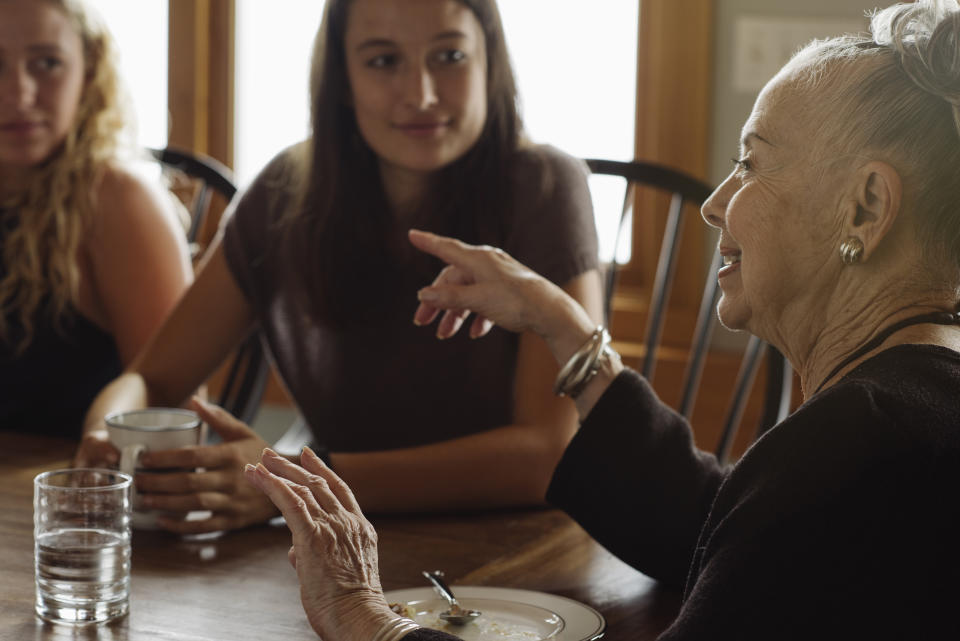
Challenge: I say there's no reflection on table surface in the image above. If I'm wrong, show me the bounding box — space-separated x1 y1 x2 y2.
0 431 679 641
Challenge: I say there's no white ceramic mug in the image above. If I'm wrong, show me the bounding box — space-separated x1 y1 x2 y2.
105 408 204 529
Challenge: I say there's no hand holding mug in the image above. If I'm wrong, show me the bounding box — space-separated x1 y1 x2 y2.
105 408 204 529
128 398 279 534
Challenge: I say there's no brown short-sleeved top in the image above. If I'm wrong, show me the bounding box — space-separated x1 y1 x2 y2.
223 143 598 452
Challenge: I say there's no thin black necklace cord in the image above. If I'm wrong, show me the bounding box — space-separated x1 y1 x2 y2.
812 303 960 396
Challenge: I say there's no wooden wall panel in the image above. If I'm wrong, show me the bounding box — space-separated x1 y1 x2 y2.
612 0 714 344
168 0 234 168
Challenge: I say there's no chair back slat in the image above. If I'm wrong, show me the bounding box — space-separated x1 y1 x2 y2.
678 251 722 417
218 332 268 427
642 192 686 381
187 185 212 242
603 182 636 325
715 335 765 464
148 147 237 245
755 345 793 440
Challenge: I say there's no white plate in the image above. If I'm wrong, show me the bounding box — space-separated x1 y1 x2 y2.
384 586 605 641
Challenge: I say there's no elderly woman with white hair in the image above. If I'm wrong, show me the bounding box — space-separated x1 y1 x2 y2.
242 0 960 638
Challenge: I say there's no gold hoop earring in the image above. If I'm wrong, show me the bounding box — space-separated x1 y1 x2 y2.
839 237 864 265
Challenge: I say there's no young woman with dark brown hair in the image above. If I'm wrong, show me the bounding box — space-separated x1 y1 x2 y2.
78 0 602 534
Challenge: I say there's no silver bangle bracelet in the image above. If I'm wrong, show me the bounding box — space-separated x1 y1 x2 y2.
553 326 614 398
553 326 603 396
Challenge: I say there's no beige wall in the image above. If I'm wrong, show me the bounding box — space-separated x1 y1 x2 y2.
708 0 874 184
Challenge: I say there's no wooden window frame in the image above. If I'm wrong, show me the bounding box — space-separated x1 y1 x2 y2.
611 0 714 350
168 0 235 167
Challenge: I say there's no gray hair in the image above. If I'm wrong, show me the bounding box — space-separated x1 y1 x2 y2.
787 0 960 276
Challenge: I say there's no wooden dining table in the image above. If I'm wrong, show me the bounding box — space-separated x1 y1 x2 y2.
0 431 680 641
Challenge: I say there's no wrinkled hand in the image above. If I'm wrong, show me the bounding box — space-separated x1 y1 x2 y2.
135 398 278 534
245 448 396 640
409 229 568 340
74 430 120 468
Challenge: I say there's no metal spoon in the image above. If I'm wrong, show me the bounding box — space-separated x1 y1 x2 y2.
422 570 482 625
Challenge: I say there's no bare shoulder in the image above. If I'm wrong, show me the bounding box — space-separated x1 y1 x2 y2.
88 160 188 244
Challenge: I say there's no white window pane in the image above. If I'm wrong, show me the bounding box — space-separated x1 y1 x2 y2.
499 1 636 161
500 0 638 263
234 0 325 187
87 0 169 150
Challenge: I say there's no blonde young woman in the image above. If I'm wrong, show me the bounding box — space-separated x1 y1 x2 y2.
0 0 192 436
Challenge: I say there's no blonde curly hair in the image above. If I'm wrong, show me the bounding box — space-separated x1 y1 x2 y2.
0 0 133 352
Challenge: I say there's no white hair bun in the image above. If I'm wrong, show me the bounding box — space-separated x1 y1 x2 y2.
872 0 960 108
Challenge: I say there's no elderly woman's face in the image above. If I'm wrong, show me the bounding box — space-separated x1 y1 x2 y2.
0 0 85 173
701 74 844 337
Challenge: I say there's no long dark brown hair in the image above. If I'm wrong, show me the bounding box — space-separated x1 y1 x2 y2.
284 0 523 328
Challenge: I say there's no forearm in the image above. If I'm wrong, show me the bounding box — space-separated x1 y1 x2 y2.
331 420 574 513
82 372 150 437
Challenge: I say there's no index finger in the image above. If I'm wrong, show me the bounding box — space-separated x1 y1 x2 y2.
408 229 477 270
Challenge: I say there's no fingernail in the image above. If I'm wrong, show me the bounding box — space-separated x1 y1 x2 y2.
244 463 256 473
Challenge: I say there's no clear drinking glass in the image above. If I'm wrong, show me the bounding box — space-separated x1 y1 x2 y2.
34 468 132 624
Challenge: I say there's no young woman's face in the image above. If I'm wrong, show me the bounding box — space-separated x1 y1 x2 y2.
344 0 488 176
0 0 86 174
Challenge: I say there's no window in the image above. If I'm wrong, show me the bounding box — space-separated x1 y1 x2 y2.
234 0 324 187
88 0 169 149
499 1 638 261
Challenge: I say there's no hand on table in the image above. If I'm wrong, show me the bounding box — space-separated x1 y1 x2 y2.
244 447 397 640
135 398 279 534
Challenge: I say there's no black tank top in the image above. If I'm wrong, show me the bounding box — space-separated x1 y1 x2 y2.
0 213 122 439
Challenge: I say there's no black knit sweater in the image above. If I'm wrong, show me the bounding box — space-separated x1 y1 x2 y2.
406 344 960 640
